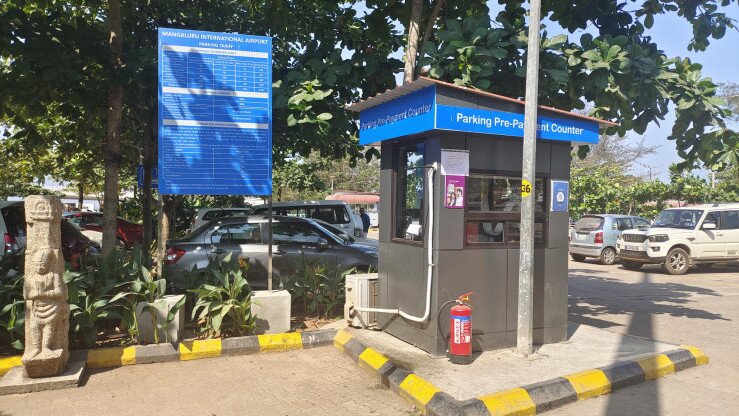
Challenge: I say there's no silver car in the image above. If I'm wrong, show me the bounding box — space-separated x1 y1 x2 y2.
569 214 650 265
164 215 378 289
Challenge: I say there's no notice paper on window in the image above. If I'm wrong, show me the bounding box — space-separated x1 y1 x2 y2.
441 149 469 176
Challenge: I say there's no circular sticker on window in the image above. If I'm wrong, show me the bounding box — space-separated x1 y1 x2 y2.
521 179 532 197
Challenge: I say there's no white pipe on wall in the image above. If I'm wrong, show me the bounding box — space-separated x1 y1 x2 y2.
353 162 437 324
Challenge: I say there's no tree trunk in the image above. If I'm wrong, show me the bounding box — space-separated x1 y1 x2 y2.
156 195 176 275
141 124 155 265
101 0 125 257
403 0 423 84
418 0 445 77
77 183 84 211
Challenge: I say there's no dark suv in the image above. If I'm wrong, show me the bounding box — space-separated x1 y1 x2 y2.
164 215 378 289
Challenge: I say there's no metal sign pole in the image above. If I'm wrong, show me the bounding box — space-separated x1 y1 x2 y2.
267 195 273 292
517 0 542 356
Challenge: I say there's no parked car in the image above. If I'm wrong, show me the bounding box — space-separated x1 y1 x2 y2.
164 215 378 289
251 200 363 238
187 207 251 234
1 201 97 270
617 203 739 275
311 219 378 248
569 214 651 265
64 212 144 248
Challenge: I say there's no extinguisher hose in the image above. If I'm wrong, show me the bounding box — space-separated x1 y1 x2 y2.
437 299 458 348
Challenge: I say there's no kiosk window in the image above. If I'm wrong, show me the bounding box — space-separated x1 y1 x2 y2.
465 174 546 247
395 143 425 242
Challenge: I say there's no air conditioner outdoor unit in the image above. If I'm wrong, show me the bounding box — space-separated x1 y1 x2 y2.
345 273 378 328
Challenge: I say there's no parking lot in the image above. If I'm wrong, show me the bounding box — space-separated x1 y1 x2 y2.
562 259 738 415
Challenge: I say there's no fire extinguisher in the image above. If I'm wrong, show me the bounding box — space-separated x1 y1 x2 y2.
449 292 473 365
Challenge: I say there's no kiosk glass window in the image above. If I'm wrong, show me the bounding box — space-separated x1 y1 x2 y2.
395 143 425 242
465 175 545 247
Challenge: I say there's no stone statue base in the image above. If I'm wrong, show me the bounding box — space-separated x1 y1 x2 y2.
22 349 70 378
0 358 85 396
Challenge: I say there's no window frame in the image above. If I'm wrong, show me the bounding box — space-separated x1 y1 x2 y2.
721 210 739 230
463 171 548 249
391 141 426 246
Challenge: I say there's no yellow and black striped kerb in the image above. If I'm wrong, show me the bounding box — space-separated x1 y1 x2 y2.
333 330 709 416
0 329 338 376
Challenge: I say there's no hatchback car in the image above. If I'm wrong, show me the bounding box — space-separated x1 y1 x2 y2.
164 215 378 289
64 212 144 248
569 214 651 264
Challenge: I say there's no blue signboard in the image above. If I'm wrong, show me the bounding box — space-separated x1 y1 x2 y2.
158 28 272 195
356 85 600 145
550 180 570 212
359 86 435 146
137 165 158 190
435 105 599 144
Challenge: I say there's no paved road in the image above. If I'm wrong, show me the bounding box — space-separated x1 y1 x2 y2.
0 347 413 416
554 260 738 416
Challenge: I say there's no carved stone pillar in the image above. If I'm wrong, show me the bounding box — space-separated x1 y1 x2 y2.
21 196 70 378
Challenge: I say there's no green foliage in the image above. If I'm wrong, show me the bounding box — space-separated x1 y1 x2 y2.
282 256 349 317
0 272 24 352
189 254 257 338
420 3 739 173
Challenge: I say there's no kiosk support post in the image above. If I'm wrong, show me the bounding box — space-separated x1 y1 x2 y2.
517 0 542 356
267 195 273 292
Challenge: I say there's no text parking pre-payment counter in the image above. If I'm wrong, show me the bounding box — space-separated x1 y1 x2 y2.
157 28 272 195
347 77 617 355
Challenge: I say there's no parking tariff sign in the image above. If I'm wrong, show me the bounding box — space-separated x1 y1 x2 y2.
157 28 272 195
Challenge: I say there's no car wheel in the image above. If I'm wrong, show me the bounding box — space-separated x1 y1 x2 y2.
599 247 617 265
621 260 643 271
663 248 690 275
570 254 587 262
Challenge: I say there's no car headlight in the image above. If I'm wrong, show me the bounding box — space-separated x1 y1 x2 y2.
648 234 669 243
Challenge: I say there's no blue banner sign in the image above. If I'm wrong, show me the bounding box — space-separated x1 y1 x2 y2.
356 85 599 145
158 28 272 195
436 105 598 144
137 165 158 190
550 180 570 212
359 86 435 145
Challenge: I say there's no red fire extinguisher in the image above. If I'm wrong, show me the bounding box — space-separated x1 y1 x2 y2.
449 292 473 365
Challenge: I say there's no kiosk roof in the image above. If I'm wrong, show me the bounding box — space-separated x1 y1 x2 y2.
346 77 618 127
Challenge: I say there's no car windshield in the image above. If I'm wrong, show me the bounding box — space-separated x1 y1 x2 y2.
652 209 704 229
61 219 85 238
575 216 603 232
311 220 353 244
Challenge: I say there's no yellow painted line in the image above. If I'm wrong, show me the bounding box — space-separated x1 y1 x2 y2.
179 339 222 361
358 347 389 370
0 355 22 376
258 333 303 352
479 388 536 416
87 347 137 368
333 329 354 351
636 354 675 380
398 373 441 408
680 345 709 365
563 369 612 400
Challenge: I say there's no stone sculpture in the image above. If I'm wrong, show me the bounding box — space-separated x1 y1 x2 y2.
21 196 70 378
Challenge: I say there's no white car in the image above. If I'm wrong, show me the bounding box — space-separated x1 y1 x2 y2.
187 207 251 234
251 200 364 238
617 203 739 275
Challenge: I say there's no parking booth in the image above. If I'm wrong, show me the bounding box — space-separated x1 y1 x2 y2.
346 77 616 355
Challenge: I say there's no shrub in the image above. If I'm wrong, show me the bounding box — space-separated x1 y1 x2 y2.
282 256 350 317
189 253 256 338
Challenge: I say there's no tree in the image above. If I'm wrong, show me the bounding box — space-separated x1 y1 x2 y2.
571 134 659 176
418 2 739 172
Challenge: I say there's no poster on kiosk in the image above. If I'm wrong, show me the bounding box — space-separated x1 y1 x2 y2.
441 149 469 209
